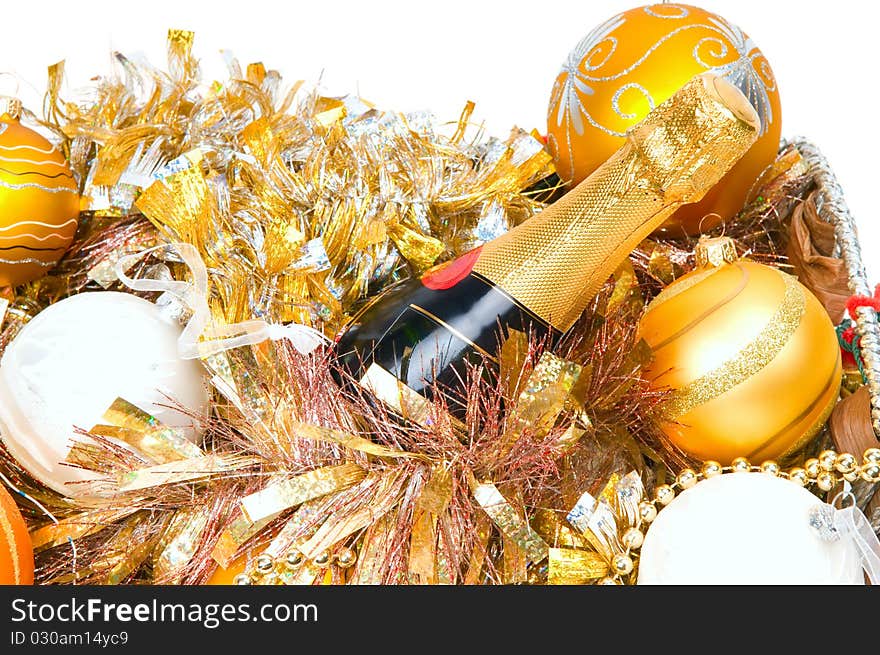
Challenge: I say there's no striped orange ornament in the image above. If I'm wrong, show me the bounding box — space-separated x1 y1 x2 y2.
0 484 34 585
639 238 842 464
0 98 79 288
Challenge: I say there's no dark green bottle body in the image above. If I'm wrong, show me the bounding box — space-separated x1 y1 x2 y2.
333 267 555 417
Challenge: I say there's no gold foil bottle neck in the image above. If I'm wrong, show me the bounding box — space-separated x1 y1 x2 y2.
0 96 22 121
472 73 760 333
627 74 761 204
695 235 739 269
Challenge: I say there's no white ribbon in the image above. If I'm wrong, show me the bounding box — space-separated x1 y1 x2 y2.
114 242 329 360
830 489 880 585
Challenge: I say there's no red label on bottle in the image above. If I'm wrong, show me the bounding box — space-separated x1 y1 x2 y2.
420 247 483 290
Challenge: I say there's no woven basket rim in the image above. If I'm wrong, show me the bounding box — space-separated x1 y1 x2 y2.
786 138 880 445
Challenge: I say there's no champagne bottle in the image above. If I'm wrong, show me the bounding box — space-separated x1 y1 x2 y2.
334 74 760 421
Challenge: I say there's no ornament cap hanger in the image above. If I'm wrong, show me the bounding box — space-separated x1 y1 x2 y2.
0 96 22 121
695 234 738 268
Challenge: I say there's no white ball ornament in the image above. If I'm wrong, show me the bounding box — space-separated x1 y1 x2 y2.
637 472 864 585
0 292 210 497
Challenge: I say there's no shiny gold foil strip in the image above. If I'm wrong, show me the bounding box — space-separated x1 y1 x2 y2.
262 499 324 560
463 514 492 585
205 348 272 422
604 260 641 316
241 117 279 166
599 475 621 506
435 526 453 585
211 509 281 568
552 423 588 454
91 398 204 463
663 270 807 419
509 352 582 440
499 328 529 398
135 149 211 251
359 362 455 430
531 508 587 549
472 74 759 332
385 219 445 273
409 510 438 584
168 28 195 58
92 125 164 188
279 562 322 586
240 463 366 523
416 464 453 516
290 421 426 461
117 455 257 493
408 465 453 583
29 508 139 551
104 530 157 585
154 508 210 583
567 475 622 561
502 533 528 584
350 513 396 585
313 98 346 127
201 352 251 419
245 62 266 86
299 472 403 559
47 518 159 585
646 242 677 285
548 548 609 584
472 482 549 564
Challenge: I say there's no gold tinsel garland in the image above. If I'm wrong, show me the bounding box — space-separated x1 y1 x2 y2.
0 30 833 585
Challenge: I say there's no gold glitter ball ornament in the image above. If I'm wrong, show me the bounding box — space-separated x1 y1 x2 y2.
0 98 79 287
638 236 842 464
546 4 781 235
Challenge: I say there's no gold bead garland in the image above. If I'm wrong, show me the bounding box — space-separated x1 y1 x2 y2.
231 546 359 586
599 447 880 585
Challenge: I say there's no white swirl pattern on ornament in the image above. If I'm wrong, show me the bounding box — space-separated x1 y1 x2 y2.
0 257 55 267
0 178 77 194
643 4 689 18
0 231 71 242
0 155 71 168
0 142 57 154
0 218 78 233
611 83 655 120
550 4 775 145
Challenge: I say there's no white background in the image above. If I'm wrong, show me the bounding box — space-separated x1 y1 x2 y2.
2 0 877 283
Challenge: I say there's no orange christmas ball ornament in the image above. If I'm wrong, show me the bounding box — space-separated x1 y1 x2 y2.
638 237 842 464
0 484 34 585
206 554 249 585
0 97 79 287
547 4 781 235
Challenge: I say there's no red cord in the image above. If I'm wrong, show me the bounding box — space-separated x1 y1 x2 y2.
839 284 880 369
845 284 880 317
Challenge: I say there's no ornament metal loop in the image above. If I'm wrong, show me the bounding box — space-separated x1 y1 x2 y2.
0 95 22 120
694 235 738 268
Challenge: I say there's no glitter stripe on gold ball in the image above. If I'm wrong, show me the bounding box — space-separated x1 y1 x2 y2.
639 261 842 464
0 485 34 585
0 111 79 287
